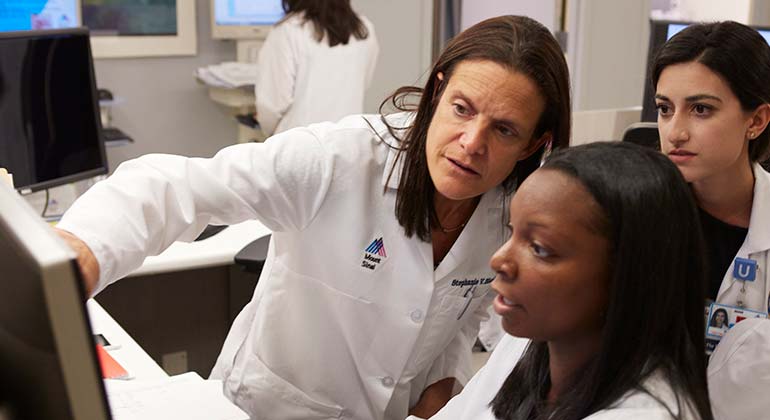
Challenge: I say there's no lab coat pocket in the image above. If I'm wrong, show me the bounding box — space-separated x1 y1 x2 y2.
441 285 491 322
236 352 345 419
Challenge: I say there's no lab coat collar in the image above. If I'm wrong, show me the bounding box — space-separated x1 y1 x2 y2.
359 112 413 190
745 164 770 253
433 187 505 279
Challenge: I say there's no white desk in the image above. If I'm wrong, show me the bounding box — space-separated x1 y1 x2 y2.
87 299 167 381
129 220 271 277
87 300 249 419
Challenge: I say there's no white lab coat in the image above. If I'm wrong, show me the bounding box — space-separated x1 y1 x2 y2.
415 334 699 420
707 318 770 420
256 13 379 135
714 164 770 314
57 113 503 420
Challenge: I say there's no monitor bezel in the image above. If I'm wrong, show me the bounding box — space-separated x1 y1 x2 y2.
0 181 111 420
0 27 108 194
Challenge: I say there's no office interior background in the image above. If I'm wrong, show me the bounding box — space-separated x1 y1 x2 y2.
87 0 770 173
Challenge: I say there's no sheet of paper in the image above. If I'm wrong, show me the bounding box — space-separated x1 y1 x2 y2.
104 372 248 420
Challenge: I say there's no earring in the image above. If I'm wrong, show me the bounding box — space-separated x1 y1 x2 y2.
748 131 756 139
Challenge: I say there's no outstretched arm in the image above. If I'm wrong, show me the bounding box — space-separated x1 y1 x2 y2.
53 227 99 296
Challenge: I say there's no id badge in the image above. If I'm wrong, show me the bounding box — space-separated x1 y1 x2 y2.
704 301 767 354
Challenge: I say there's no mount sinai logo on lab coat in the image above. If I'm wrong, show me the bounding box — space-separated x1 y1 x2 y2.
360 237 388 271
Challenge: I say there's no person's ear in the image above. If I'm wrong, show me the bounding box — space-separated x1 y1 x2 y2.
431 72 446 102
518 132 552 161
746 103 770 141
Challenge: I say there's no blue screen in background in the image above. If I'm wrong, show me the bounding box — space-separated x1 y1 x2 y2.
0 0 78 32
667 22 770 45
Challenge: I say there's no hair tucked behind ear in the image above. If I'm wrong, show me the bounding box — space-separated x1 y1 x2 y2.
492 142 713 420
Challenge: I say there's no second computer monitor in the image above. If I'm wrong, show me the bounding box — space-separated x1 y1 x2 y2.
211 0 284 40
0 182 111 420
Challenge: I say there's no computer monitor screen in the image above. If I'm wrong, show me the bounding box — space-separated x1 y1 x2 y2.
211 0 284 40
82 0 177 36
0 0 80 32
641 20 770 122
0 182 111 420
0 27 107 193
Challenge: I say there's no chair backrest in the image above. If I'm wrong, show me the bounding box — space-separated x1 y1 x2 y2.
621 122 660 150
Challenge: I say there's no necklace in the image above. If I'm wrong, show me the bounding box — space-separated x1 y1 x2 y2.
437 220 468 233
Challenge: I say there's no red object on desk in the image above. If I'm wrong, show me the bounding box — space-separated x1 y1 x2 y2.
96 344 129 379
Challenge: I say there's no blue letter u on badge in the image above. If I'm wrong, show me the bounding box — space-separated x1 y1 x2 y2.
733 257 758 282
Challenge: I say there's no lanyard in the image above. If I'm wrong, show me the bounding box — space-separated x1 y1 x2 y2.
733 257 758 308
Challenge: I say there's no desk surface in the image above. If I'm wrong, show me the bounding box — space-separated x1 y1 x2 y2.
87 299 168 380
129 220 270 277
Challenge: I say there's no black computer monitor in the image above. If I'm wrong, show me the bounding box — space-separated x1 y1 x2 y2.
641 20 770 122
0 182 111 420
0 27 107 194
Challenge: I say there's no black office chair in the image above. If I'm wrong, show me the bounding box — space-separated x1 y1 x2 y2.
229 234 271 323
621 122 660 150
234 234 271 274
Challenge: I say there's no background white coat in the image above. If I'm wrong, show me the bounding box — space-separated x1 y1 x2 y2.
255 13 379 135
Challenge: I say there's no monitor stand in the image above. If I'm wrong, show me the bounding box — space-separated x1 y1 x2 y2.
236 39 264 63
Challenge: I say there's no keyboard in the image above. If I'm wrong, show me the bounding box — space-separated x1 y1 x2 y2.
101 127 133 144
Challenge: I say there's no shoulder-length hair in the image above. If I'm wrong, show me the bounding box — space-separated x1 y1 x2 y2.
282 0 369 47
652 21 770 163
381 15 571 241
491 142 713 420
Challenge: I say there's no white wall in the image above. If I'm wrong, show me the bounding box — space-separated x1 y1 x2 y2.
352 0 433 112
567 0 651 111
651 0 752 23
460 0 559 31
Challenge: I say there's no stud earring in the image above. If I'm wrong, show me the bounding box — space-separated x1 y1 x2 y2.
749 131 756 139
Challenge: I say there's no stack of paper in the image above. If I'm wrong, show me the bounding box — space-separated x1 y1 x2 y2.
105 372 248 420
195 62 258 88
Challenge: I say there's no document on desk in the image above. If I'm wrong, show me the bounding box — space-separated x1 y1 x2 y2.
105 372 248 420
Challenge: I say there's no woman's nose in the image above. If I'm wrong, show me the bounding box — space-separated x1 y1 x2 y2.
490 239 516 280
664 115 690 146
459 120 487 155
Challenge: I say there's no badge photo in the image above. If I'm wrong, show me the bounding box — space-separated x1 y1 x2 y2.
705 302 767 340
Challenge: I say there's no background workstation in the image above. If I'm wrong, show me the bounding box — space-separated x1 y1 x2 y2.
4 1 770 418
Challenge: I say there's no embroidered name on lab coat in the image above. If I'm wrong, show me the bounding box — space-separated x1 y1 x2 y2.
451 277 493 287
360 237 388 271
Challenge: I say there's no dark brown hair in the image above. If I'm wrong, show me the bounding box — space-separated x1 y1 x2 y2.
491 142 713 420
652 21 770 162
381 15 571 241
282 0 369 47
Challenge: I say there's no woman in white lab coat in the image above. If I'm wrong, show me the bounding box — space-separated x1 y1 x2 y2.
55 16 571 420
420 143 714 420
255 0 379 135
652 20 770 420
652 21 770 317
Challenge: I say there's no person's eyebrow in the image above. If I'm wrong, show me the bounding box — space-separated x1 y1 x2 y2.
654 93 723 103
684 94 722 103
